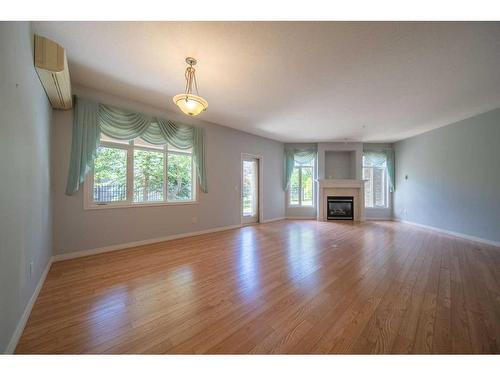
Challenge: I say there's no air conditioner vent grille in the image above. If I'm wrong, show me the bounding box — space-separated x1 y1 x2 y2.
34 34 72 110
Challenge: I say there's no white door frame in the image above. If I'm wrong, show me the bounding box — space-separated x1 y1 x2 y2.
240 153 263 225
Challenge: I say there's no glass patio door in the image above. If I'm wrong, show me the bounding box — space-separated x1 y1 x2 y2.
242 157 259 224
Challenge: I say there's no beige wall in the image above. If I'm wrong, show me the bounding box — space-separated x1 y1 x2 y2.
0 22 53 352
52 86 286 255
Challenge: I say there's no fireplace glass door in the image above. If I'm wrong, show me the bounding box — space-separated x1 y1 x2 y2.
327 196 354 220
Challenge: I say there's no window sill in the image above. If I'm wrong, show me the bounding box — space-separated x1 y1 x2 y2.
288 205 315 209
84 200 198 210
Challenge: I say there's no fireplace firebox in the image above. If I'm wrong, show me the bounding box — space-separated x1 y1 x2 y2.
327 196 354 220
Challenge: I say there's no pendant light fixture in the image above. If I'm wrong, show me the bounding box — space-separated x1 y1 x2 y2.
173 57 208 116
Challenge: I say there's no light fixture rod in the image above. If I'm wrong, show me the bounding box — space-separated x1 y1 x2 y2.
183 57 199 96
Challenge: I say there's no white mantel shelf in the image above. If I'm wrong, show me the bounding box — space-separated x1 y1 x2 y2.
316 179 365 188
317 179 366 222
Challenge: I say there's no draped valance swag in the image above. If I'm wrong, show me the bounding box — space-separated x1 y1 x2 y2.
363 149 395 192
283 145 317 191
66 96 207 195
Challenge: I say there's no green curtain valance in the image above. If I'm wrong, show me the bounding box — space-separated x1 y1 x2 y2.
283 145 317 191
66 96 207 195
363 149 395 192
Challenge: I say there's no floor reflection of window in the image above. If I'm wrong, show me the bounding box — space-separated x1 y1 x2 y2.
287 227 319 289
89 285 129 341
237 229 260 297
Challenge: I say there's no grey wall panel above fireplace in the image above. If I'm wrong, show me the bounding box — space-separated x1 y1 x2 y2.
393 108 500 244
324 151 356 179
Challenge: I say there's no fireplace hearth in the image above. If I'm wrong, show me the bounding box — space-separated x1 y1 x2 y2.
327 196 354 220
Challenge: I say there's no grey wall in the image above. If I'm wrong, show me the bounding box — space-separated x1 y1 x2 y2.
0 22 53 352
324 151 355 179
52 86 285 255
318 142 363 180
394 109 500 243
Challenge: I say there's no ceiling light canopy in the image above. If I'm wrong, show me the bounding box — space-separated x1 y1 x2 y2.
173 57 208 116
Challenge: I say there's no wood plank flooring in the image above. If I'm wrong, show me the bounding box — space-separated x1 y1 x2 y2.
15 220 500 354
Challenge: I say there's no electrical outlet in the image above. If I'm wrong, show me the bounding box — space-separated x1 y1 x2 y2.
191 217 197 224
29 261 34 280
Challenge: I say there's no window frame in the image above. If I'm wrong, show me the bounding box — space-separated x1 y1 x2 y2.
288 160 315 208
84 137 198 210
362 158 390 209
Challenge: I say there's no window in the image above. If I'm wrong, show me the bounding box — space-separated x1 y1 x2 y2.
93 146 128 203
363 154 389 208
289 158 314 207
87 134 196 207
167 151 193 201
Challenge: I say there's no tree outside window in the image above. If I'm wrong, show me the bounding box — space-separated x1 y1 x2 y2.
90 135 195 207
289 159 314 207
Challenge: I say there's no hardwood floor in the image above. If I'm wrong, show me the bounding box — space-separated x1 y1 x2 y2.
15 220 500 354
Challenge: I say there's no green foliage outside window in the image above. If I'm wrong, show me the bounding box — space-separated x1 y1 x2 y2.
301 166 313 206
168 153 193 201
92 138 194 204
290 168 300 205
134 149 164 202
290 163 313 207
93 146 127 202
242 161 256 215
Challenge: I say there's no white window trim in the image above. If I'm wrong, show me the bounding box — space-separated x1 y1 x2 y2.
84 138 198 210
363 165 391 210
288 162 315 208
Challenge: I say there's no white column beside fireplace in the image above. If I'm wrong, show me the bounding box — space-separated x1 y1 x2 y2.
317 179 365 222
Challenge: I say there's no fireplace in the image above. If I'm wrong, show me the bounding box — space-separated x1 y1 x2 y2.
317 180 364 221
327 196 354 220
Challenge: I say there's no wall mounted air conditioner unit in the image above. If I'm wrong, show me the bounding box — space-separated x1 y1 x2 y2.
34 34 72 110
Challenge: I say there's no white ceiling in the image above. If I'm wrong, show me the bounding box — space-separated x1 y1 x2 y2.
33 21 500 143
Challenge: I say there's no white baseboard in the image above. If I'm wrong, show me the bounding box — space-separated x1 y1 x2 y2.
54 218 290 262
5 258 53 354
261 217 285 224
366 217 394 221
53 224 244 262
6 217 496 354
394 219 500 248
8 220 288 353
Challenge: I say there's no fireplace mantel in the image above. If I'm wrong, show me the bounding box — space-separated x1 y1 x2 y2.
317 179 365 221
317 179 365 189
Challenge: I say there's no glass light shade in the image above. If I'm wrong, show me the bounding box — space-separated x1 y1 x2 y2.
173 94 208 116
